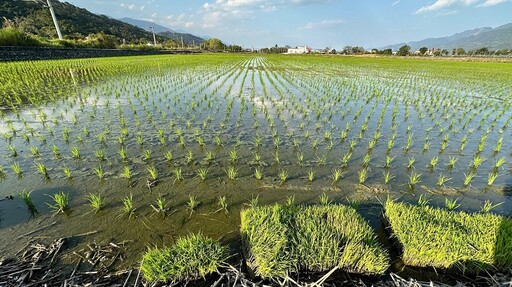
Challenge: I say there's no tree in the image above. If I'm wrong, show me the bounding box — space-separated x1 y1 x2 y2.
204 38 225 51
419 47 428 55
455 48 465 56
397 45 411 56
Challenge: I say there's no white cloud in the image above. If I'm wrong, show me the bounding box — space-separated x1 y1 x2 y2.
415 0 508 13
392 0 401 6
299 19 345 30
478 0 508 6
200 0 337 28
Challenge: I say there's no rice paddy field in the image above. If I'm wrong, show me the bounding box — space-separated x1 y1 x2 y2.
0 54 511 282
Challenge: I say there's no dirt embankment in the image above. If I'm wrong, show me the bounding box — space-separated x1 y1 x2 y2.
0 46 198 61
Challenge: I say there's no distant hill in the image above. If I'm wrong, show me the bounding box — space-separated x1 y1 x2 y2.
119 17 205 46
0 0 154 42
381 23 512 51
119 17 174 34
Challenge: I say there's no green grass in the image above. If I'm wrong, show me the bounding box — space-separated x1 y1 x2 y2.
240 204 389 279
141 233 228 283
385 200 512 271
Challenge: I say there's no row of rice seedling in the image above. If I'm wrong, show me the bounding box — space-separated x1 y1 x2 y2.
385 199 512 271
240 203 390 279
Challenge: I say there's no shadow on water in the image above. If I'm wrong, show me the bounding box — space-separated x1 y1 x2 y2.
0 186 78 229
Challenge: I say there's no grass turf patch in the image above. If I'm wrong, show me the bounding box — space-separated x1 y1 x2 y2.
385 200 512 271
141 233 228 283
240 204 389 279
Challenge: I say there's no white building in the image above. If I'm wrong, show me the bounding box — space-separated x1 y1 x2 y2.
287 46 311 54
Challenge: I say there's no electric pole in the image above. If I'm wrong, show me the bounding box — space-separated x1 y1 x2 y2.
46 0 63 40
149 26 156 46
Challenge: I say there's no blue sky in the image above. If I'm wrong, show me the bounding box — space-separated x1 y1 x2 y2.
64 0 512 49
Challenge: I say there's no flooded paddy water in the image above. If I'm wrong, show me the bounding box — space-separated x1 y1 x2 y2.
0 54 511 281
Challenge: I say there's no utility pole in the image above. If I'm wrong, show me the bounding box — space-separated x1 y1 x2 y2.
38 0 63 39
149 26 156 46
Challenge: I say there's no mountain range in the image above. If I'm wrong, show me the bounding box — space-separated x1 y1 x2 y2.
381 23 512 51
119 17 206 46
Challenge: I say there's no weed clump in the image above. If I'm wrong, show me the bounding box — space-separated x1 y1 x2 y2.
240 204 389 279
141 233 228 283
384 200 512 271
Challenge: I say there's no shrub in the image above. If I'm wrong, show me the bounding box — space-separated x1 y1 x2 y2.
0 27 41 46
240 204 389 279
385 200 512 271
141 233 228 283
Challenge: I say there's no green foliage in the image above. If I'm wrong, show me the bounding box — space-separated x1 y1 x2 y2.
240 204 389 279
141 233 228 283
385 200 512 271
0 27 41 46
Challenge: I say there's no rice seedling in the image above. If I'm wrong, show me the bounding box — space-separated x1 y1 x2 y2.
121 166 132 180
417 194 429 207
358 168 368 184
297 151 304 166
87 193 104 214
52 145 61 159
228 149 238 163
495 157 506 169
472 155 486 169
407 157 415 169
63 166 72 180
196 168 209 181
118 147 128 161
384 155 395 168
185 150 194 164
47 192 69 215
8 145 17 157
254 167 263 180
70 146 81 160
35 161 50 180
217 196 228 213
437 173 451 187
408 171 421 190
383 170 394 184
187 195 198 214
444 198 460 211
173 168 183 183
429 156 439 170
463 171 476 187
151 197 168 216
147 165 158 181
362 153 371 167
225 166 238 180
12 162 22 178
95 149 106 161
143 149 152 162
447 156 458 169
122 194 135 218
487 171 499 186
341 152 352 166
19 190 38 217
331 169 343 184
307 169 315 182
30 146 40 158
94 165 105 180
480 200 503 213
278 169 288 183
319 192 331 205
